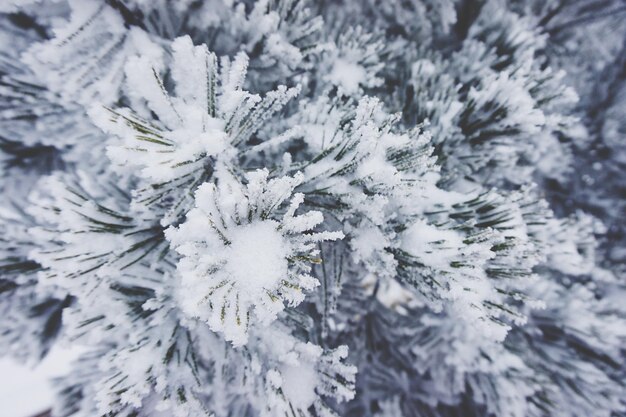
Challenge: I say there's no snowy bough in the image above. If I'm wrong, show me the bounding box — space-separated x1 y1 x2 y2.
0 1 625 417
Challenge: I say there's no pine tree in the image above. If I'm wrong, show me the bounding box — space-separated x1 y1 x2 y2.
0 1 624 417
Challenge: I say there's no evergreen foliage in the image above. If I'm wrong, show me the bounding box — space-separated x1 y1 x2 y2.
0 1 624 416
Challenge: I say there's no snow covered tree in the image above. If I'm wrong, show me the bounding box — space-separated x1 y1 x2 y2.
0 1 624 417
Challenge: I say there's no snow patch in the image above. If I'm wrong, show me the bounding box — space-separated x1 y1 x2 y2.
327 58 366 95
225 221 289 293
280 362 319 409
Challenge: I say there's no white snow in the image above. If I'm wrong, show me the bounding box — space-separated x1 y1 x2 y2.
327 58 366 95
225 221 289 293
0 346 82 417
401 219 464 270
280 362 318 409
